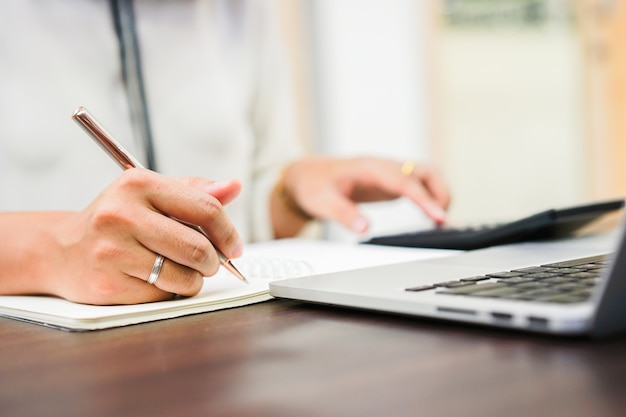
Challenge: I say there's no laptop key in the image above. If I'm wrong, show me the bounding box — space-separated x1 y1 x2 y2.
511 266 557 274
547 267 581 274
496 276 541 284
516 289 564 300
460 276 491 282
405 285 436 292
540 293 589 304
541 277 579 284
432 253 609 304
486 271 526 279
523 272 560 280
552 282 589 292
541 255 608 268
433 281 476 288
564 272 597 279
515 281 555 290
437 282 504 295
469 286 524 298
584 264 606 270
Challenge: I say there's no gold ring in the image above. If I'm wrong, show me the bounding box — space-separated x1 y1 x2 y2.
401 161 417 177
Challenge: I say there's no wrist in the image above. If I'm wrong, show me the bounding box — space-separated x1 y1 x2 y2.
273 170 314 221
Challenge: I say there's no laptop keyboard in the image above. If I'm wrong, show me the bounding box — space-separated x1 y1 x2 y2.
405 254 609 304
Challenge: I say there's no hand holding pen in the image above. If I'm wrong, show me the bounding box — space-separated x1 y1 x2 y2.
65 107 245 304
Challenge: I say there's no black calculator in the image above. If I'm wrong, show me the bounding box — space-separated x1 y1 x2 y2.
363 199 625 250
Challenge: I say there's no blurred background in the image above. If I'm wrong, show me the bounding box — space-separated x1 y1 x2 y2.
276 0 626 241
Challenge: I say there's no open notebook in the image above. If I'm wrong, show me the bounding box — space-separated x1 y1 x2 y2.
0 239 455 331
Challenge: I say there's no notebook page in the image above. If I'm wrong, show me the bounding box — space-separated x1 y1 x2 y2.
0 239 457 330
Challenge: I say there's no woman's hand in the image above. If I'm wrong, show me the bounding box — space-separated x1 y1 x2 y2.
273 156 450 237
0 169 243 305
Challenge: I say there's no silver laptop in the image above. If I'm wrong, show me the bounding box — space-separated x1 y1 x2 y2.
270 219 626 337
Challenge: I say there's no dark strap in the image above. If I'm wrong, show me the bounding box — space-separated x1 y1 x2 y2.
109 0 157 171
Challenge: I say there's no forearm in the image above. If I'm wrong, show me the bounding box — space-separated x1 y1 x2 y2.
0 212 70 296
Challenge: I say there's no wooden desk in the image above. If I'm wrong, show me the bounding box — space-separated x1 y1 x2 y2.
1 299 625 417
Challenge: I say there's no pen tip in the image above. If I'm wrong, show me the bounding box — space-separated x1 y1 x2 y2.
224 259 248 284
72 106 86 119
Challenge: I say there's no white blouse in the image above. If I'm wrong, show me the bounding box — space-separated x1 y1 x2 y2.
0 0 303 242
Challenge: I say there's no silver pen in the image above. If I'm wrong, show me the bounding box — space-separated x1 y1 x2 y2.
72 106 247 284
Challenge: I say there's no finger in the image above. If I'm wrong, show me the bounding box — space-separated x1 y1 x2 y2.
131 209 223 277
352 159 448 224
98 249 204 305
319 189 370 233
372 161 449 224
93 277 174 305
121 244 205 294
414 166 451 210
362 162 447 223
135 253 204 297
154 258 204 297
404 181 448 225
81 266 173 305
180 177 242 206
131 171 243 259
203 179 242 205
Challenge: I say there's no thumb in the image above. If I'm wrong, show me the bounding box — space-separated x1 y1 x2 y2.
202 179 242 205
178 178 242 205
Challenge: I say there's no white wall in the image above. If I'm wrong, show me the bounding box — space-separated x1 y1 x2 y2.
438 24 589 225
308 0 435 241
307 1 590 240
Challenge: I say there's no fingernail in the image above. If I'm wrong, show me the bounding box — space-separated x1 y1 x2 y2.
204 180 231 192
431 205 447 223
351 216 369 234
232 239 244 258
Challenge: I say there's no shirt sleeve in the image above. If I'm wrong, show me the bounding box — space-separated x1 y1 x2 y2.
247 2 307 242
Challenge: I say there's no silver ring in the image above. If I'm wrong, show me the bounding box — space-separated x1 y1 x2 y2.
147 254 165 285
